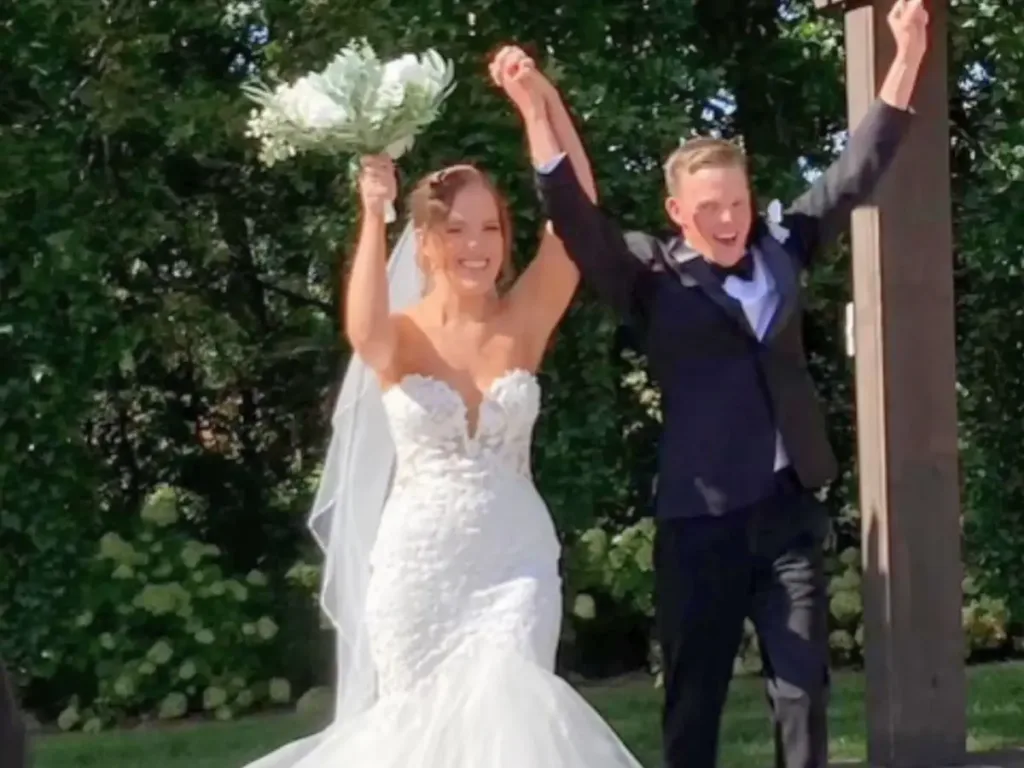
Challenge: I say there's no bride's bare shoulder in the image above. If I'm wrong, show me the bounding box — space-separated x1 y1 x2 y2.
392 303 433 340
375 304 433 388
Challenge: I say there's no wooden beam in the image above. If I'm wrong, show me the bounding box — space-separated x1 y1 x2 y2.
843 1 967 766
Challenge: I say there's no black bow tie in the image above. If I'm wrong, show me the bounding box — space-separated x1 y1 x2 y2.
708 253 754 282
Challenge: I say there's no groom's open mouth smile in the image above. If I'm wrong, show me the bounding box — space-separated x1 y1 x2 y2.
713 234 738 246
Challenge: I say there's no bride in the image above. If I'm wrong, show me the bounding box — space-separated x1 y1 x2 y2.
243 47 643 767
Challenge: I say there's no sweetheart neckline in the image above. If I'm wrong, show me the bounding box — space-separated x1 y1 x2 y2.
382 368 537 441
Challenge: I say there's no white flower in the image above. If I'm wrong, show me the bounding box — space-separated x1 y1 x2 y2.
256 616 278 640
282 77 348 130
147 640 174 665
195 628 215 645
242 40 454 168
203 686 228 710
766 199 790 244
141 485 180 526
383 54 423 87
113 674 135 698
222 0 261 28
269 678 292 703
573 594 597 620
179 661 197 681
57 706 80 731
377 53 431 111
158 692 188 720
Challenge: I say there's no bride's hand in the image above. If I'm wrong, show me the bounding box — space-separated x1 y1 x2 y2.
489 45 550 118
358 155 397 219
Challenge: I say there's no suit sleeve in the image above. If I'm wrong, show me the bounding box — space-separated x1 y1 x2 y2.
535 156 653 318
785 99 913 266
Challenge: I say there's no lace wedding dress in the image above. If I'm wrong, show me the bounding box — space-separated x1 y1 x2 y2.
245 368 642 767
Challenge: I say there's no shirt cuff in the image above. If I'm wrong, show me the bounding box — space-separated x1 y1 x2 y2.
875 97 915 118
536 153 567 175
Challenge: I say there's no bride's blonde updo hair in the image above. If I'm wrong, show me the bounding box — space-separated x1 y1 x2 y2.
407 164 516 289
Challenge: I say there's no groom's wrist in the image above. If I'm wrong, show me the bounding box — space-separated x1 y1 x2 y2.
535 153 566 175
522 109 565 171
520 104 548 128
894 45 925 68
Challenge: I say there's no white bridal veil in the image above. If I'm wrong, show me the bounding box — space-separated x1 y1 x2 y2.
243 222 422 767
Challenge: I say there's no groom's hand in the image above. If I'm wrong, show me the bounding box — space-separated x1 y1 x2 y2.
888 0 929 63
877 0 928 109
489 45 550 119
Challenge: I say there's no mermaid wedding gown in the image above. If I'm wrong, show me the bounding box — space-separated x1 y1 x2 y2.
246 368 642 767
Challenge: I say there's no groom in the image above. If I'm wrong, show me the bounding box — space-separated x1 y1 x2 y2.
499 1 928 766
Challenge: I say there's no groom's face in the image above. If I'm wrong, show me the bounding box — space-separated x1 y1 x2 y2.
666 164 753 267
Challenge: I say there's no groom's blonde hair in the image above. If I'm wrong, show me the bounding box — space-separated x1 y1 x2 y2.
663 138 748 195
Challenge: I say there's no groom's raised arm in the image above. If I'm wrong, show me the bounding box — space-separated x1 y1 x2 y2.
534 151 652 319
784 0 926 266
783 100 912 267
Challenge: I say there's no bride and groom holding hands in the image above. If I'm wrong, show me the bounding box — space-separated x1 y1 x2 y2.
0 3 929 768
0 4 928 768
253 1 929 768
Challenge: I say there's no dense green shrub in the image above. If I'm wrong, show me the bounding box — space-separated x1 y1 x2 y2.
564 528 1022 675
53 487 292 731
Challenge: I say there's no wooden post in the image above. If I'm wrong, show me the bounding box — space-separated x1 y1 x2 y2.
816 0 967 765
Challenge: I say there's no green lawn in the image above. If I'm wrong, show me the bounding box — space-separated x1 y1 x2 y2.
33 663 1024 768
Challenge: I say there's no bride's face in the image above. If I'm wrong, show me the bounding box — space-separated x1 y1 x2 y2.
421 183 505 296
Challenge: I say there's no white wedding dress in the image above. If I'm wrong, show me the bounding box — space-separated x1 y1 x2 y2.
246 368 643 767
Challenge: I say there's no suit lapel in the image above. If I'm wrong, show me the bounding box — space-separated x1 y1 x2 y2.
663 237 756 338
755 223 800 340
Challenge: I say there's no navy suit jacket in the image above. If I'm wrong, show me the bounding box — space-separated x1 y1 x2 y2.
537 100 913 518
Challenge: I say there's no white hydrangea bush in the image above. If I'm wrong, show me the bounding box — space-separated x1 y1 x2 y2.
56 485 290 730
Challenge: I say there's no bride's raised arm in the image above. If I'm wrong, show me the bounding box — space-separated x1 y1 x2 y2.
344 155 400 375
490 47 596 364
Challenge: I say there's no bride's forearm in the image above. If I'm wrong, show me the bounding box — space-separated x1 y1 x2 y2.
343 211 395 368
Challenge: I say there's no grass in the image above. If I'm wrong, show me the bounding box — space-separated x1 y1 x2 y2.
33 663 1024 768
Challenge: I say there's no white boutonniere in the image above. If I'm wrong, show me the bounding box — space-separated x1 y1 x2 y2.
765 199 790 244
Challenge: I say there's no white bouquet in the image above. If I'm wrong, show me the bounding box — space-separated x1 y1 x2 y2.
244 39 455 221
